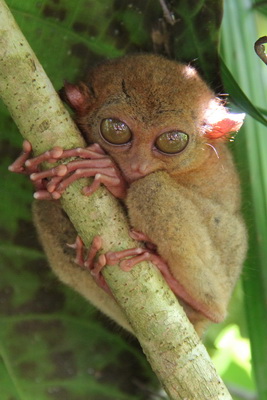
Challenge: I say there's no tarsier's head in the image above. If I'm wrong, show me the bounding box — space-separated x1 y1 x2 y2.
63 54 244 182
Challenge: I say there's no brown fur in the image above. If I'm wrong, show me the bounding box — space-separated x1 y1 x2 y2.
33 200 132 332
35 54 247 335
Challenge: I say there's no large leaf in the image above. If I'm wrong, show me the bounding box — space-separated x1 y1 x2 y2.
221 1 267 399
172 0 223 83
252 0 267 17
221 59 267 127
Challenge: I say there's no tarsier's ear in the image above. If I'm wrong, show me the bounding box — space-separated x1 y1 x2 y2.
204 99 245 140
59 82 93 115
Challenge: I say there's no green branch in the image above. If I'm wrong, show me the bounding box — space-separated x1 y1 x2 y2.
0 0 233 398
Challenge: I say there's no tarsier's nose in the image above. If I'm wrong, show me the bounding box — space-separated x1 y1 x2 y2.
129 161 151 180
131 161 149 173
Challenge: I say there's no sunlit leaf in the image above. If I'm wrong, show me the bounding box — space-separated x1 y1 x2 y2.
252 0 267 17
221 1 267 399
221 59 267 127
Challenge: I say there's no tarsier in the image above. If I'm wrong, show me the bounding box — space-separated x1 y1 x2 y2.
10 54 247 335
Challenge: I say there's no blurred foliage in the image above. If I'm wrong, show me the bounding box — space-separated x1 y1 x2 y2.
221 1 267 399
253 0 267 17
0 246 155 400
0 0 265 399
221 59 267 127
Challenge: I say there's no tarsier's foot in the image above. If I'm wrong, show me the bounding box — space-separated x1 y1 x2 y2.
68 235 111 293
69 234 146 293
105 243 202 313
9 140 127 200
69 234 174 296
99 244 179 293
129 229 157 251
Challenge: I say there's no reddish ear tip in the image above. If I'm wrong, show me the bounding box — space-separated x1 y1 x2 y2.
205 113 245 139
61 81 89 114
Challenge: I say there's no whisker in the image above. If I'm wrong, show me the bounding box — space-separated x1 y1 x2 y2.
205 143 220 159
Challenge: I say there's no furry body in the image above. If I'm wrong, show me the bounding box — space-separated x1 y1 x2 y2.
33 54 247 334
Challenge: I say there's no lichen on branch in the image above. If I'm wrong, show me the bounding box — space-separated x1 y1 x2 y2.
0 1 233 398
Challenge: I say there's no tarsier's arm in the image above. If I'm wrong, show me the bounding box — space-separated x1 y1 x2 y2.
10 54 247 336
126 165 246 332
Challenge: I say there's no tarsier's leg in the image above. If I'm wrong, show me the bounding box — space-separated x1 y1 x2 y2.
129 229 157 251
70 234 174 295
68 234 145 293
106 247 180 294
67 235 111 293
9 140 127 199
98 243 206 315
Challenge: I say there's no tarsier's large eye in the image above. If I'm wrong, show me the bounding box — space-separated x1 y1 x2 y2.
100 118 132 145
155 131 189 154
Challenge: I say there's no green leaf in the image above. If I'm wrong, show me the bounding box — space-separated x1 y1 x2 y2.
0 159 32 236
221 1 267 399
172 0 223 83
252 0 267 17
0 0 236 398
0 244 156 400
220 59 267 127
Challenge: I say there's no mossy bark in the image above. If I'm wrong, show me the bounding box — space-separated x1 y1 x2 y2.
0 1 232 398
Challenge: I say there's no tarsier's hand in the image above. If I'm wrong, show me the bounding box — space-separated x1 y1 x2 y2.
9 140 128 200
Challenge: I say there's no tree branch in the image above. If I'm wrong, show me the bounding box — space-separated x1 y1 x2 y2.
0 1 233 398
